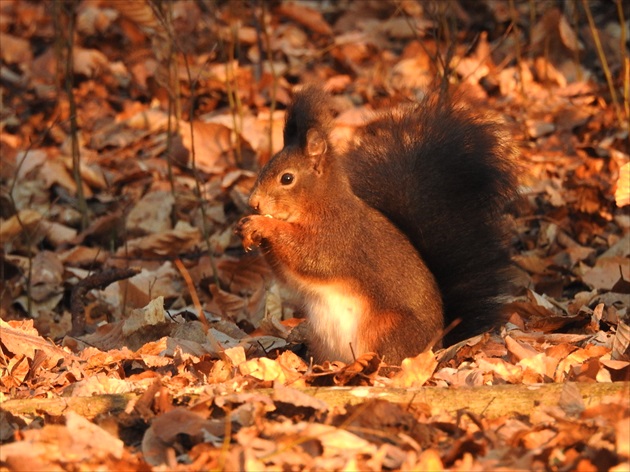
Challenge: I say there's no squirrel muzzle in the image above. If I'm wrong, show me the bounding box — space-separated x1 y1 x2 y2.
249 192 262 213
248 190 288 220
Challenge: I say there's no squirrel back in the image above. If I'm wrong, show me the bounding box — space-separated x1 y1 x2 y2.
238 86 517 363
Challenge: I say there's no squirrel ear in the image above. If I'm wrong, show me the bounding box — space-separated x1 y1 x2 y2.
306 128 327 157
306 129 328 174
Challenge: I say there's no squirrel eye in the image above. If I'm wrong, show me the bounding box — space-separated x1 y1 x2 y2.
280 173 294 185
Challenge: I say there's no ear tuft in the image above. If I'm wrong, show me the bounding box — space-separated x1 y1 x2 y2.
283 86 333 148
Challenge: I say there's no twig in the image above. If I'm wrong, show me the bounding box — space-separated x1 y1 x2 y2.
582 0 624 128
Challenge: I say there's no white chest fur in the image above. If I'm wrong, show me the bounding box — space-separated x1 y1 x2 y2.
302 282 365 363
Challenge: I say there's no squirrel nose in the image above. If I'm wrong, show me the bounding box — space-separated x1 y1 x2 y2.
249 193 260 212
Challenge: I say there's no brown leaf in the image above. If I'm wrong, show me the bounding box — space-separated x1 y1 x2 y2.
142 408 226 466
0 209 42 246
179 121 239 171
506 335 541 361
0 319 74 369
616 417 630 458
0 33 32 64
239 356 302 385
277 3 333 36
476 357 523 383
391 350 438 387
272 383 328 411
582 257 630 291
612 321 630 361
126 190 175 235
30 251 64 302
558 382 585 417
208 283 248 320
116 224 201 258
109 0 161 32
76 4 119 35
615 162 630 207
65 411 124 459
73 48 109 77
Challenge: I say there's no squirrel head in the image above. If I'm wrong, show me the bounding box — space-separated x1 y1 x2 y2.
249 127 336 222
249 86 341 221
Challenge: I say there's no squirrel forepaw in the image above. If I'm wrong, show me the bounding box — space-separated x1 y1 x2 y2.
236 216 264 251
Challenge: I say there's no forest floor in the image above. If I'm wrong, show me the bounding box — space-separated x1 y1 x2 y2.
0 1 629 470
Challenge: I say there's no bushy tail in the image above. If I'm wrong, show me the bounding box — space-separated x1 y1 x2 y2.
345 95 518 345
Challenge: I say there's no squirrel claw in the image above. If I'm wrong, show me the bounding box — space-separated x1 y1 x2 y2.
236 216 263 250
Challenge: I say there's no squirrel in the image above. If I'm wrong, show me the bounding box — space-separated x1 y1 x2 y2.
237 86 518 365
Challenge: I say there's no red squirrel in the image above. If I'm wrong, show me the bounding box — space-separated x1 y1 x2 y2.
237 86 518 364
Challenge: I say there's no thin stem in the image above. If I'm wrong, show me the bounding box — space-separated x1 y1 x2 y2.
61 0 89 230
582 0 624 128
260 1 277 159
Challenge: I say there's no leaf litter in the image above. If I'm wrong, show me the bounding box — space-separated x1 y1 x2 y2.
0 0 629 470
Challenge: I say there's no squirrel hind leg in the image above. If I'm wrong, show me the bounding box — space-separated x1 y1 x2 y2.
358 310 437 364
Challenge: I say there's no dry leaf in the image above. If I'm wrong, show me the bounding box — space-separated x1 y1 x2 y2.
142 408 226 466
0 33 32 64
615 162 630 207
73 47 109 77
0 209 42 245
391 350 438 387
116 223 201 258
126 190 175 234
277 3 333 35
